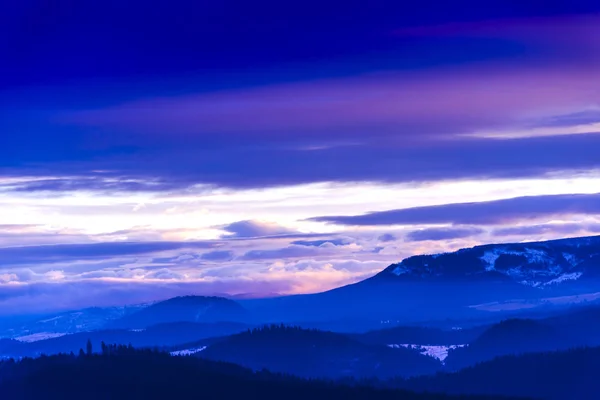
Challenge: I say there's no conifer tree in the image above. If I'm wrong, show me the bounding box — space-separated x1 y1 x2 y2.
86 339 93 356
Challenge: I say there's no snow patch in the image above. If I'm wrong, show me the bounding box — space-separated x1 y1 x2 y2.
15 332 67 342
543 272 582 286
522 248 553 264
562 252 579 267
37 316 63 324
519 280 542 288
388 344 466 362
170 346 207 356
391 264 410 276
480 251 501 270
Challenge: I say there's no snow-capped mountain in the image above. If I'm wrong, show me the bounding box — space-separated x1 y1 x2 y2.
378 235 600 289
245 235 600 325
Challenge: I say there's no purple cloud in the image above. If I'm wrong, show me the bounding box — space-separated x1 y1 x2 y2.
239 245 335 261
0 13 599 197
0 241 216 265
200 250 235 261
377 233 397 242
405 226 485 242
310 193 600 226
220 220 297 238
5 133 600 192
492 222 600 237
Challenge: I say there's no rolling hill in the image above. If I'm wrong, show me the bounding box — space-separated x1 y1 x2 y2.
199 325 443 379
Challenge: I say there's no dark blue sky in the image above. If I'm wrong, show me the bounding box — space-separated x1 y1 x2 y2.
4 0 596 87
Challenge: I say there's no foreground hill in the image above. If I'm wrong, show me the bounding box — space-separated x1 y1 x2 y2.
0 347 511 400
399 346 600 400
110 296 249 329
199 325 442 379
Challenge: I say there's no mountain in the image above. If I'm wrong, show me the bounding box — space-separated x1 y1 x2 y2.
0 348 513 400
379 235 600 290
0 321 250 358
110 296 248 329
399 346 600 400
243 235 600 325
199 325 442 379
444 319 571 370
0 305 148 338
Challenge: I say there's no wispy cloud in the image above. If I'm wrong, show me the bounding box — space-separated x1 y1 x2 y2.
310 193 600 226
219 220 298 238
405 226 485 242
492 222 600 237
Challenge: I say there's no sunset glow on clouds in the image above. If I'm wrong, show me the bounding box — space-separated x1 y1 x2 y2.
1 2 600 313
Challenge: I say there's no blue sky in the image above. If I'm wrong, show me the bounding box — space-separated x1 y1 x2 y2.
1 1 600 313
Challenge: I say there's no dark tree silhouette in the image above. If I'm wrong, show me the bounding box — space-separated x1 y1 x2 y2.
0 347 503 400
86 339 92 356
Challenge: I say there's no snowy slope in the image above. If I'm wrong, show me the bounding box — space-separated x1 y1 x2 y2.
381 235 600 289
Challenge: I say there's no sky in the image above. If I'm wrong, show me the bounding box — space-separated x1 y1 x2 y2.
1 1 600 314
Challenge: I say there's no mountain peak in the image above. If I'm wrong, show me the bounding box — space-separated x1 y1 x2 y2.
110 295 248 329
378 234 600 288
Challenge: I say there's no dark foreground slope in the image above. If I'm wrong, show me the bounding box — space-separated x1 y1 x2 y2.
399 347 600 400
0 348 511 400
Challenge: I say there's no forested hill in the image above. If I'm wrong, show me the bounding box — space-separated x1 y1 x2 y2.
0 346 516 400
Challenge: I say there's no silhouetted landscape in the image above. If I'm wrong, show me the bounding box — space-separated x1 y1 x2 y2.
1 235 600 398
4 1 600 398
0 346 520 400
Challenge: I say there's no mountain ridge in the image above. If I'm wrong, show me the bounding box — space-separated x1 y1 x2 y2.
375 234 600 289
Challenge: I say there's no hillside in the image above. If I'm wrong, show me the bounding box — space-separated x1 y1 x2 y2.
444 319 570 370
244 235 600 324
199 325 442 379
0 347 516 400
352 325 486 347
110 296 248 329
400 346 600 400
379 235 600 289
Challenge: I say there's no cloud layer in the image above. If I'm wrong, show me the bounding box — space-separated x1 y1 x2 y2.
311 193 600 226
2 6 600 313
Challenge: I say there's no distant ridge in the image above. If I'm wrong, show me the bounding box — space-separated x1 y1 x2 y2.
110 296 248 329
